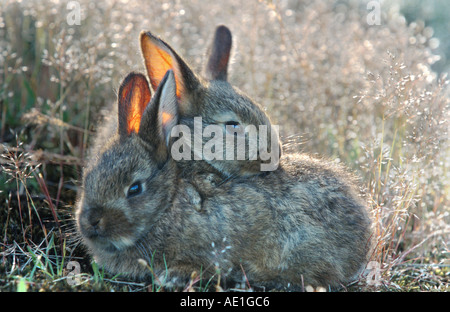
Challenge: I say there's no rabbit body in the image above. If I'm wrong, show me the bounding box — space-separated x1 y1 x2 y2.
76 70 371 290
77 137 370 289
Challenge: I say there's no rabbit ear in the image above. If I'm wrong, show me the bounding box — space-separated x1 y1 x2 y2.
140 31 200 103
157 70 178 143
117 72 151 137
204 25 232 81
138 70 179 164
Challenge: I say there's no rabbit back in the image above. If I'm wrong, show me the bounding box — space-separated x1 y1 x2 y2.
201 153 372 288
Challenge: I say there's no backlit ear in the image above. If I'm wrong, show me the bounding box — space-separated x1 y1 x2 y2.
138 70 179 165
140 31 200 102
117 73 151 137
204 25 232 81
158 70 178 143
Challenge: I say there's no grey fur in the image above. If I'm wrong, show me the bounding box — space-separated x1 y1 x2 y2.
76 69 372 290
140 26 281 179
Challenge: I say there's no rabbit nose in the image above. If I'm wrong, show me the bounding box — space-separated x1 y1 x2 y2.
90 218 101 231
89 215 105 234
83 208 105 236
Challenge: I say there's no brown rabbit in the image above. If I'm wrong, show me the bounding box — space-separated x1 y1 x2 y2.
140 25 281 179
76 70 372 290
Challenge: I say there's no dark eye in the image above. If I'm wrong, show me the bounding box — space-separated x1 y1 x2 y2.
127 181 143 198
225 121 245 136
225 121 240 128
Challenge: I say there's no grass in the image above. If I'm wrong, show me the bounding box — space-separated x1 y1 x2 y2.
1 0 449 292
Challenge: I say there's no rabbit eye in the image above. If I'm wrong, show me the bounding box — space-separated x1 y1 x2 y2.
127 181 142 198
225 121 244 135
225 121 240 128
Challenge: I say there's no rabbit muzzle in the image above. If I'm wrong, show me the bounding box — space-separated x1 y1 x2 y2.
77 203 137 252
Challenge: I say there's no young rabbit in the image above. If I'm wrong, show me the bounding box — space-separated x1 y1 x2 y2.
140 25 281 179
76 70 372 290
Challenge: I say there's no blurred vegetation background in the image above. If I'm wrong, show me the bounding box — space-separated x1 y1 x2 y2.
396 0 450 75
0 0 448 291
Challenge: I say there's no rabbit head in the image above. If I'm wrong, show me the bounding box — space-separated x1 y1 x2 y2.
76 71 178 256
140 25 281 177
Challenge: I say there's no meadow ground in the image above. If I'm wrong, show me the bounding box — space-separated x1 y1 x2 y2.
0 0 449 292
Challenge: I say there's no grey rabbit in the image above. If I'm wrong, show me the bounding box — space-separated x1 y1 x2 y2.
76 69 372 290
139 25 281 180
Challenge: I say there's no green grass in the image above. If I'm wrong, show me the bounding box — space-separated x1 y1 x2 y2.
1 0 449 292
